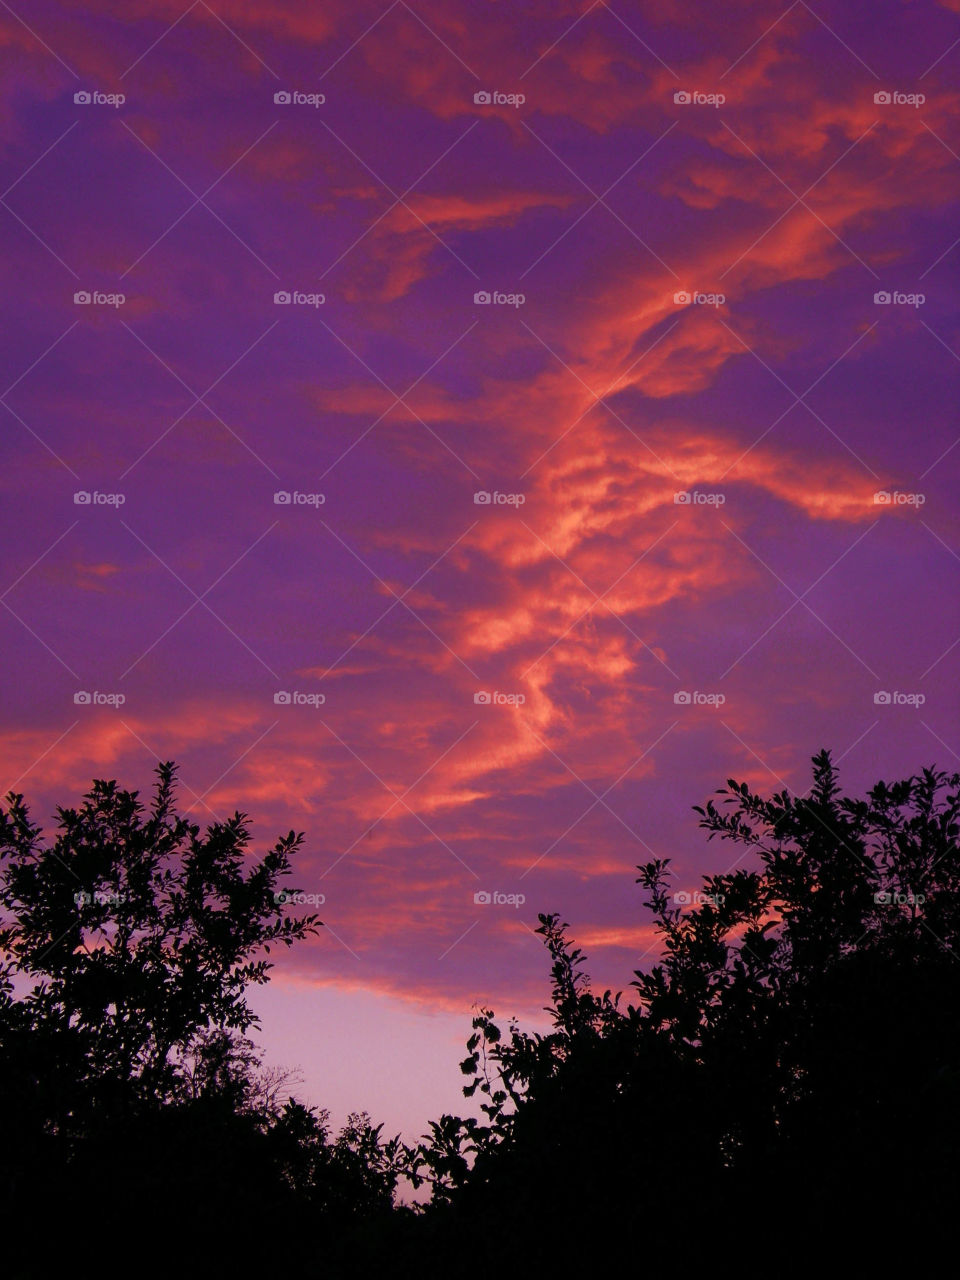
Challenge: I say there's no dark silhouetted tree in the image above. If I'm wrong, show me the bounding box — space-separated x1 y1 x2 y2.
415 751 960 1265
0 763 410 1276
5 752 958 1274
0 762 317 1131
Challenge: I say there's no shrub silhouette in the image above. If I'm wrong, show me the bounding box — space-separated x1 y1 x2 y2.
3 751 958 1273
0 764 408 1275
413 750 960 1264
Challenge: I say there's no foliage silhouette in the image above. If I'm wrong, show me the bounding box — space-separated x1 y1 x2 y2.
412 750 960 1264
0 764 409 1275
2 751 958 1273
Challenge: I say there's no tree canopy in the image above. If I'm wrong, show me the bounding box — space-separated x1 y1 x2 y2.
2 750 957 1273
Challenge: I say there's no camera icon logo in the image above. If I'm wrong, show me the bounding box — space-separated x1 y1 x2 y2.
74 291 91 305
274 291 292 304
673 690 691 704
74 691 92 704
474 91 491 105
474 691 491 704
674 891 691 904
474 291 491 304
73 491 92 504
874 91 891 105
74 890 93 906
673 492 691 505
874 691 892 705
473 491 491 504
274 91 292 104
874 291 891 304
674 91 691 104
873 491 891 504
274 691 292 705
74 91 91 104
274 890 289 904
673 290 691 304
274 491 292 504
474 890 491 904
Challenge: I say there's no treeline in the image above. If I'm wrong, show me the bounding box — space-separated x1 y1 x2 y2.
2 751 958 1273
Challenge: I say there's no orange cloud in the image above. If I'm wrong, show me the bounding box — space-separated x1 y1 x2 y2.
338 188 574 301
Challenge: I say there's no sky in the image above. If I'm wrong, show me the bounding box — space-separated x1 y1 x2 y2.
1 0 959 1139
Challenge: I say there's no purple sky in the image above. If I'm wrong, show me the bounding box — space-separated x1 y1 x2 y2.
2 0 959 1137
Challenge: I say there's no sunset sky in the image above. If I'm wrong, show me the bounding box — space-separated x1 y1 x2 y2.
2 0 959 1136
